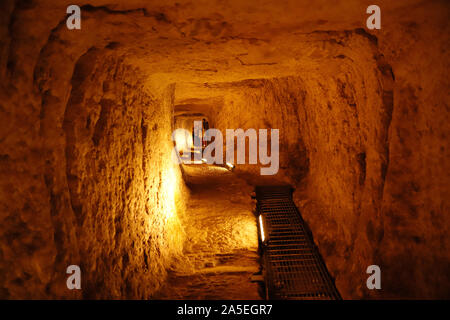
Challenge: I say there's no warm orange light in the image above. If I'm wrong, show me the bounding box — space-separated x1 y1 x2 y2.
161 168 177 220
173 128 190 153
259 215 265 242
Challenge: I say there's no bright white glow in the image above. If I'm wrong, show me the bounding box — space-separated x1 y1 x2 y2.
226 162 234 169
192 160 203 164
201 158 207 163
172 128 191 154
259 215 265 242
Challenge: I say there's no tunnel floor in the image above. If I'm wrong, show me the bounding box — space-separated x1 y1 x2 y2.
152 165 262 299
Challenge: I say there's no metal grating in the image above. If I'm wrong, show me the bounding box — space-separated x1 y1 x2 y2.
255 186 341 300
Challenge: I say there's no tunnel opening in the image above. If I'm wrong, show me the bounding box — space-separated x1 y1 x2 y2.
5 27 401 299
1 1 449 301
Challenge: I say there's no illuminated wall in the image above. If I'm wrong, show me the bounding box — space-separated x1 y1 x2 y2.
0 46 188 298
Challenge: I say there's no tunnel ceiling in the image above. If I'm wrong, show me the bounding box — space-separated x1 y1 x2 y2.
11 0 432 99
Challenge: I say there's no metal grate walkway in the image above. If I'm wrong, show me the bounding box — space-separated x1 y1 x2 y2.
255 185 341 300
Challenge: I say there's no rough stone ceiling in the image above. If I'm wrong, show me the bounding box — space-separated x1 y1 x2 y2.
6 0 443 106
12 2 423 72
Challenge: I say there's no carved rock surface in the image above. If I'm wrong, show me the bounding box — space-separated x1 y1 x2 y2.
0 0 448 299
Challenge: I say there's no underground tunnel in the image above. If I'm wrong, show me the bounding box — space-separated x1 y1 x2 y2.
0 0 449 300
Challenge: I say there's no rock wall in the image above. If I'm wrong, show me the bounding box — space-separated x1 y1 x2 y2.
0 7 187 297
376 2 450 298
59 51 187 299
210 26 449 299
